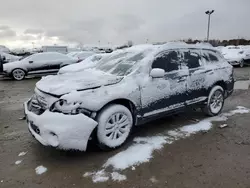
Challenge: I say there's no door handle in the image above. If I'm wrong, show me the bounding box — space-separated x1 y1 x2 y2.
207 70 214 75
204 69 213 73
178 78 186 82
177 75 188 82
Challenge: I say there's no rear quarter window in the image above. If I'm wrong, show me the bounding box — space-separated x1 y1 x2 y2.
202 50 221 63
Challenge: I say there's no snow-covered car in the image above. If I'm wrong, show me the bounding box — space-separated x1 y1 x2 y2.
58 54 107 74
222 46 250 67
24 43 234 151
0 52 78 80
0 52 21 63
67 51 96 62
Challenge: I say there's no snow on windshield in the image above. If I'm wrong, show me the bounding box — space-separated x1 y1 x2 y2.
72 51 95 59
58 54 105 74
95 50 149 76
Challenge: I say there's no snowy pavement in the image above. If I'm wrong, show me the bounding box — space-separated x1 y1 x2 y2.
1 78 250 188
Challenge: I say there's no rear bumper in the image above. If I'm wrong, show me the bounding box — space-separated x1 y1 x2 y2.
225 89 233 98
225 79 234 98
24 100 98 151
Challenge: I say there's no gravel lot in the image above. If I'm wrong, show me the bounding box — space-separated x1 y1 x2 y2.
1 67 250 188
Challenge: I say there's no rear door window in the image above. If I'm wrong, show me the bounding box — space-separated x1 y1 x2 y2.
202 50 221 63
208 53 219 62
152 50 180 72
180 49 202 69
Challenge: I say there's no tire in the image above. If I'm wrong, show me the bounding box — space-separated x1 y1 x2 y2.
203 86 224 116
12 68 26 81
239 59 244 68
96 104 133 150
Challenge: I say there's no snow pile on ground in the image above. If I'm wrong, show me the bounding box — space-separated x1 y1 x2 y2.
104 136 169 170
15 160 22 165
18 151 27 156
83 170 127 183
83 170 110 183
111 172 127 182
149 176 159 183
83 106 249 183
35 165 47 175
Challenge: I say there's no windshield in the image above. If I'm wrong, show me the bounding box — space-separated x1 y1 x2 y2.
95 51 147 76
20 54 34 61
228 47 240 50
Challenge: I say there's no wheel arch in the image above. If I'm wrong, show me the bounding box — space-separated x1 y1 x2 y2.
11 67 28 75
97 98 138 125
213 80 227 91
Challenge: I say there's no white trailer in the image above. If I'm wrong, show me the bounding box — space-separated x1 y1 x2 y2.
42 46 68 54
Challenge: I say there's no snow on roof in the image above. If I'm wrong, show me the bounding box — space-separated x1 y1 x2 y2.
0 45 10 53
36 52 67 55
0 52 21 62
159 42 216 51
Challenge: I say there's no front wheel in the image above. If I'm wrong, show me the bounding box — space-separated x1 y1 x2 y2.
12 69 26 80
96 104 133 150
203 86 225 116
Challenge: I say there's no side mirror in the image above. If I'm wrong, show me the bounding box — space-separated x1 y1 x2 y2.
150 68 165 78
29 61 33 64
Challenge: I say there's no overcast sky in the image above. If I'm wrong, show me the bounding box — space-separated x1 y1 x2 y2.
0 0 249 48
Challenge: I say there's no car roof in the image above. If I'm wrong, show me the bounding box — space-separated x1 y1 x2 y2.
37 52 66 55
158 42 216 51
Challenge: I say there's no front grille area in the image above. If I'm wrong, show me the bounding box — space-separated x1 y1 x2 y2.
30 122 40 135
28 98 46 115
35 94 48 109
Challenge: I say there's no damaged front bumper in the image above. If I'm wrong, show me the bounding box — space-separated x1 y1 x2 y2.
24 100 98 151
228 61 240 66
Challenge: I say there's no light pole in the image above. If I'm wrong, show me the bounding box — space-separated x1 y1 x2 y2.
205 10 214 42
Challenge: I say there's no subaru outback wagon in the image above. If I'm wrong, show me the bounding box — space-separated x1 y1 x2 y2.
24 43 234 151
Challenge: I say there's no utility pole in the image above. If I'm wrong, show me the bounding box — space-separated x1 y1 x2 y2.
205 10 214 42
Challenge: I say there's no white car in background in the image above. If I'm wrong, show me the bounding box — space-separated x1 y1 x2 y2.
58 54 108 74
67 51 96 62
0 52 21 63
222 46 250 67
1 52 78 80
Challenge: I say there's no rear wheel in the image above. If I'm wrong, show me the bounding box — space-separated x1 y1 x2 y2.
96 104 133 150
12 69 26 80
203 86 224 116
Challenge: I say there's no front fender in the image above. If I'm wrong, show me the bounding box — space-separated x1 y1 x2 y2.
4 63 28 74
60 81 141 112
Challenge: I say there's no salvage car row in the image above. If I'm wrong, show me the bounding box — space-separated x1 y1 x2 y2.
0 51 105 80
0 44 248 81
9 43 233 152
219 45 250 67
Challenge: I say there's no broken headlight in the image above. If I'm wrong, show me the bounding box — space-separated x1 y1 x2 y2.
50 99 91 116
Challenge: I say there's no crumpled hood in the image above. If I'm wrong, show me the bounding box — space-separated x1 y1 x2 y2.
36 69 123 96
